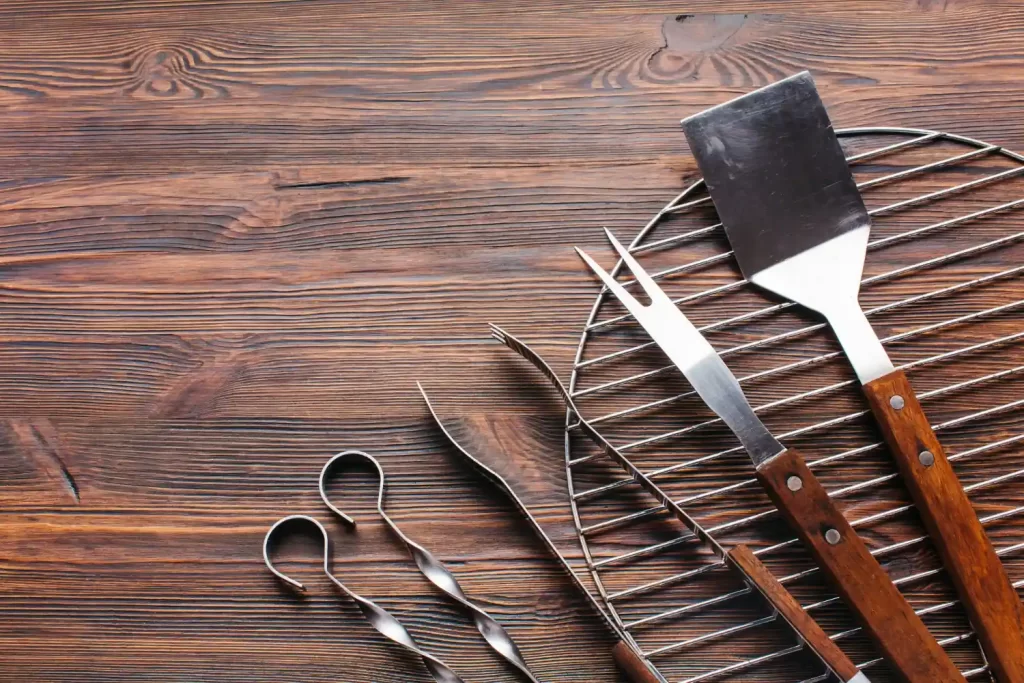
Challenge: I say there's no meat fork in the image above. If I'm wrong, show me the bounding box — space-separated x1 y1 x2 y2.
575 228 963 682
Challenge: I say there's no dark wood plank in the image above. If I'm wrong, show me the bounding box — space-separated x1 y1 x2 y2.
0 2 1021 682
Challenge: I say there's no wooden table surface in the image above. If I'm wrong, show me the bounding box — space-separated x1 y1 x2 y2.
2 2 1023 682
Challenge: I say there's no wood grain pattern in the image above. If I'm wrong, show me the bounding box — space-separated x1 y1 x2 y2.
0 2 1021 682
756 448 964 682
864 369 1024 683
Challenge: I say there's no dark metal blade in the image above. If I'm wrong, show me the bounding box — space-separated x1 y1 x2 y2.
681 71 870 279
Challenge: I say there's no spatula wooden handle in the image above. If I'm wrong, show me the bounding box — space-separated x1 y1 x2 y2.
863 369 1024 683
756 448 964 683
727 544 861 682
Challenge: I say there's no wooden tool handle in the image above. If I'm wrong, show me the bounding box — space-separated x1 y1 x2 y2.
727 544 860 682
611 642 663 683
864 369 1024 683
756 448 964 682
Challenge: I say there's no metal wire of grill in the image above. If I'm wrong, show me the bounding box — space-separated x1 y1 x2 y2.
564 128 1023 683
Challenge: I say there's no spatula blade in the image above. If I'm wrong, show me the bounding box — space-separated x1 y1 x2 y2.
681 71 870 280
682 71 893 384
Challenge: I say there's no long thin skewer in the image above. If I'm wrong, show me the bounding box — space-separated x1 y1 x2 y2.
416 383 667 683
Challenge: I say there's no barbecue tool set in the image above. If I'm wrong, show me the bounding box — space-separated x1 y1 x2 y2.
264 72 1024 682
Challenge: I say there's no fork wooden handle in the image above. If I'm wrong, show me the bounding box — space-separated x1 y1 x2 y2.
757 448 965 683
864 369 1024 683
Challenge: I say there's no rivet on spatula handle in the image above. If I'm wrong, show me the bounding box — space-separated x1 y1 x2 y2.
864 369 1024 683
757 448 966 683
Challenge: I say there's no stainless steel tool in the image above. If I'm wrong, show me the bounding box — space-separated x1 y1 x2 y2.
317 450 540 683
419 383 669 683
264 514 465 683
482 325 871 683
681 73 1024 682
577 228 964 683
563 126 1022 682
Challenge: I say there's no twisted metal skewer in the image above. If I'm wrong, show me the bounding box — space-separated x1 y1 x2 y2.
319 450 541 683
416 383 636 643
263 514 465 683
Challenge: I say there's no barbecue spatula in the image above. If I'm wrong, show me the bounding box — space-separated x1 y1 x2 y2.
681 71 1024 683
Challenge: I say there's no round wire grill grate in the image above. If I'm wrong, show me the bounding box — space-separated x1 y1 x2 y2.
564 128 1023 683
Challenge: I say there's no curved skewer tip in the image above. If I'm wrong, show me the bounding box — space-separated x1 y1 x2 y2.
263 514 331 592
319 450 390 528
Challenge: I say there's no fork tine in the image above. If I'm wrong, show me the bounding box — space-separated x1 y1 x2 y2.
601 228 675 308
574 245 649 322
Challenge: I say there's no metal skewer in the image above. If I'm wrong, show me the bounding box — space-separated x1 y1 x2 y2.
264 515 466 683
318 450 542 683
419 383 669 683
